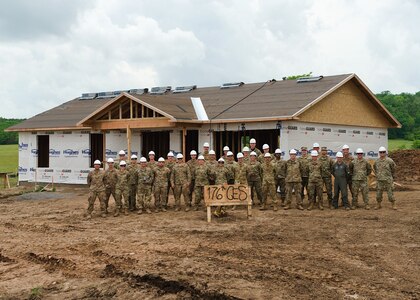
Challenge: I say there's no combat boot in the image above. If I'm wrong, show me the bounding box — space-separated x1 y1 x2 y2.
283 204 290 210
273 205 278 211
319 203 324 210
146 208 152 214
193 206 199 211
297 204 304 210
101 212 106 218
137 209 143 215
124 209 129 216
365 204 370 210
231 206 236 211
259 203 267 210
185 206 190 212
161 207 167 212
392 202 397 210
113 210 120 217
174 207 180 212
374 202 382 210
307 202 313 211
85 214 92 220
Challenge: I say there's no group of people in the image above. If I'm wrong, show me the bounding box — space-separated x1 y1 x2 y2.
85 138 397 219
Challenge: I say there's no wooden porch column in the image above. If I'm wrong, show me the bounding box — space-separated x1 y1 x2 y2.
127 124 132 157
182 127 186 162
102 131 106 167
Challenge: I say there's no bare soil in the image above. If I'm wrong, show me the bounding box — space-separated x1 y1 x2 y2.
0 186 419 300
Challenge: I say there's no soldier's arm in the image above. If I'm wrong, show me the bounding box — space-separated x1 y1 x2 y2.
186 167 192 184
87 173 92 187
170 169 175 187
390 160 396 178
366 161 372 176
373 161 378 174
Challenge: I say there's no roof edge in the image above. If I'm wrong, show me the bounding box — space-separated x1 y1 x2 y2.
4 126 92 132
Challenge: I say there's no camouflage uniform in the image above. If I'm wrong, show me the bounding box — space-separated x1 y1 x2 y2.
165 160 176 208
332 161 350 209
350 158 372 208
147 161 158 171
213 165 232 216
298 154 310 201
187 159 198 205
374 157 396 204
318 155 334 207
258 153 274 163
171 162 191 210
104 167 119 213
127 163 139 210
202 150 210 161
154 165 171 211
343 154 354 198
115 168 130 214
86 169 106 216
307 160 324 209
237 161 248 184
243 155 250 165
273 158 287 204
193 164 213 207
206 159 218 185
285 159 303 208
136 166 155 211
246 160 263 205
250 147 262 157
261 160 278 209
225 160 239 184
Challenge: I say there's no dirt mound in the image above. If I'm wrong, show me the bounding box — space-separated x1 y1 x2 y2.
389 149 420 182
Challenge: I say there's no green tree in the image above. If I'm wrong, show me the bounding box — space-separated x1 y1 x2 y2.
0 117 25 145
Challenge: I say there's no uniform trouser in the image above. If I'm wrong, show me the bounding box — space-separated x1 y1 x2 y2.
129 184 137 210
286 182 303 206
308 181 323 206
333 177 349 208
352 180 369 206
154 185 168 209
248 180 263 204
137 185 153 210
322 176 333 205
262 181 278 206
188 179 195 205
194 186 205 206
174 184 190 207
300 177 309 200
87 190 106 214
276 178 286 201
347 179 353 199
104 187 117 210
115 188 129 211
376 180 395 203
165 182 173 208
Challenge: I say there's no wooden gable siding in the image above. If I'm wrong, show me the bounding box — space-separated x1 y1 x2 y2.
298 80 392 128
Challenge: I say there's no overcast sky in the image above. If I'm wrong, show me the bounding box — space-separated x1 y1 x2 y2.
0 0 419 118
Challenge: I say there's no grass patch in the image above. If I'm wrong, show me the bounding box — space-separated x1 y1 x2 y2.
0 144 18 173
388 139 414 151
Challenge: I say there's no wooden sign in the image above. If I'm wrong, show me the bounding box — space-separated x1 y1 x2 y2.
204 184 252 222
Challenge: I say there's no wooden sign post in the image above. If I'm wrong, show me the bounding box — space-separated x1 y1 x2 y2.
204 184 252 223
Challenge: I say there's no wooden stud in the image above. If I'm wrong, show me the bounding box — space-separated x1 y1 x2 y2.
127 124 131 156
119 104 122 119
130 99 133 119
182 127 186 159
207 206 211 223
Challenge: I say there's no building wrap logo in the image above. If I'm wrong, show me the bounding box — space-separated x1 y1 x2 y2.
31 149 38 156
49 149 61 157
18 166 28 173
82 149 91 157
367 150 378 157
105 149 117 157
18 142 29 151
63 149 79 157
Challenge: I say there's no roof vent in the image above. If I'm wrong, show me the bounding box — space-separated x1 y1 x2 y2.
296 75 324 83
220 82 244 89
128 88 148 95
150 86 171 95
97 91 116 99
172 85 197 94
80 93 97 100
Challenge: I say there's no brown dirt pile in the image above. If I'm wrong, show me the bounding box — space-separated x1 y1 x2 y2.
389 149 420 182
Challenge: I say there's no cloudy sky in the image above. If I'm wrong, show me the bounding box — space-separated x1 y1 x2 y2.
0 0 419 118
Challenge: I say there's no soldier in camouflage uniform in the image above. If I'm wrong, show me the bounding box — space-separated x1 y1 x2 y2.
147 151 158 171
202 142 210 160
222 146 230 160
342 145 354 199
136 157 155 214
104 158 120 216
193 155 213 210
285 149 304 210
206 150 217 185
258 144 274 163
332 152 351 210
318 146 334 208
249 138 262 157
127 155 139 211
236 153 248 184
171 153 191 211
273 148 286 206
187 150 198 206
307 151 324 210
298 147 310 203
374 147 397 210
213 158 233 217
246 151 264 206
225 151 238 184
154 157 171 212
165 152 176 209
115 160 130 215
115 150 127 169
242 146 250 164
350 148 372 210
261 153 278 211
86 160 106 219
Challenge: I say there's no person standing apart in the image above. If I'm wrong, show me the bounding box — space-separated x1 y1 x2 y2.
374 146 397 210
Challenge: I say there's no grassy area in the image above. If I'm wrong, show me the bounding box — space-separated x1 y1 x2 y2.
0 144 18 173
388 139 414 151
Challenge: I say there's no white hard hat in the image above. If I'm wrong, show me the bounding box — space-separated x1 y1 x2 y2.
311 150 318 157
223 146 230 151
107 158 114 163
378 146 387 152
167 152 174 157
336 151 343 158
275 148 282 154
176 153 184 159
264 152 271 158
313 142 320 148
250 138 256 144
190 150 197 155
242 146 250 152
93 160 101 165
289 149 297 155
119 160 127 166
131 154 137 159
203 142 210 147
218 157 225 162
209 150 215 155
342 144 350 150
250 151 257 156
140 157 147 162
237 152 244 159
118 150 126 155
227 151 233 156
148 151 155 156
158 157 165 162
356 148 364 154
198 155 205 160
262 144 269 150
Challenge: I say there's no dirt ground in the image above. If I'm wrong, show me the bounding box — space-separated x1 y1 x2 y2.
0 185 419 300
